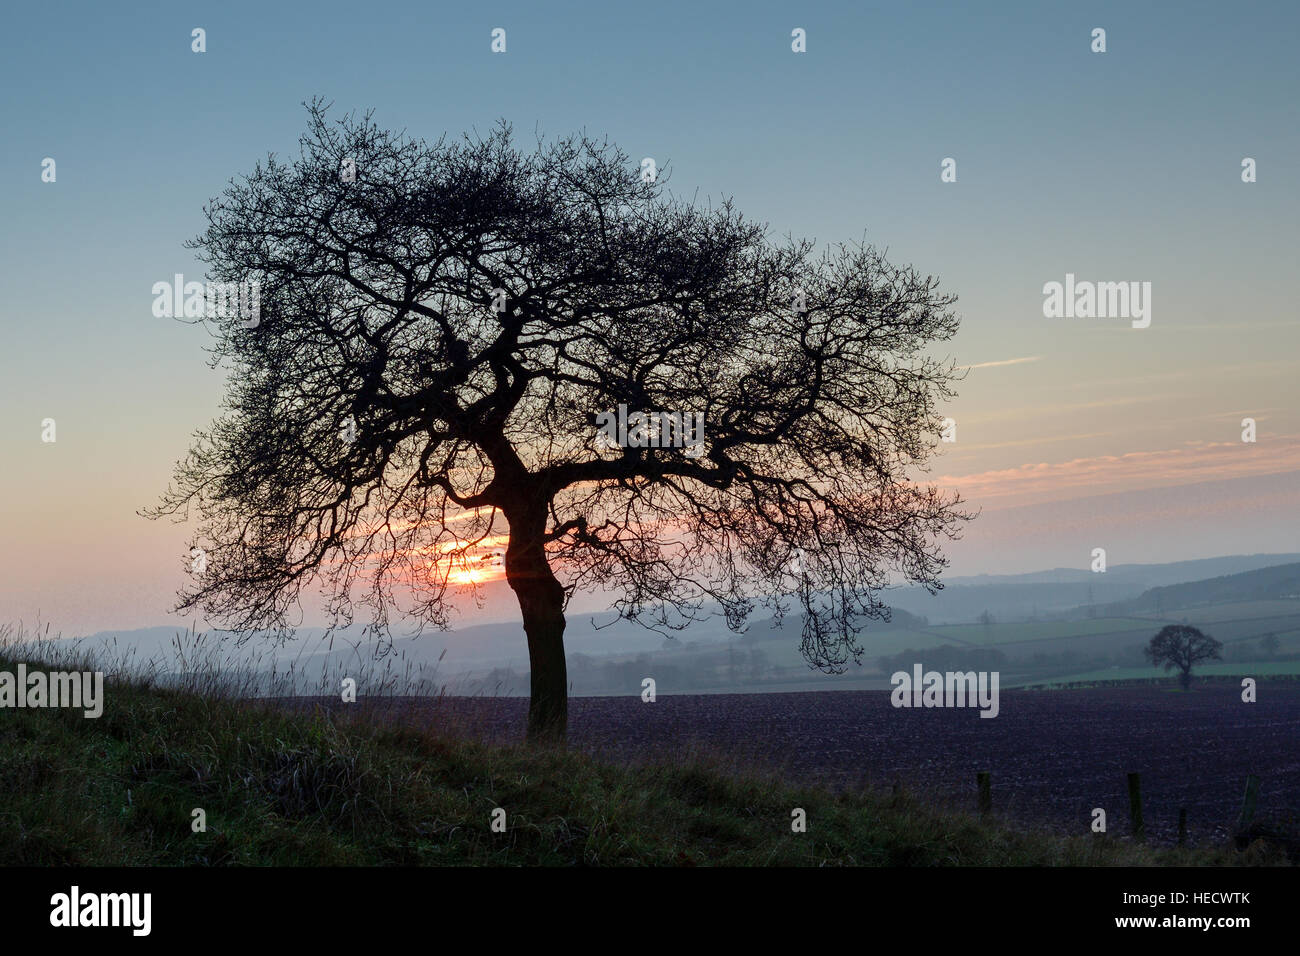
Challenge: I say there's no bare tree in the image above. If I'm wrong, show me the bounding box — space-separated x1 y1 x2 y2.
146 101 969 741
1145 624 1222 690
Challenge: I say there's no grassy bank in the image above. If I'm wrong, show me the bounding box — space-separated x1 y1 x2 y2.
0 652 1288 866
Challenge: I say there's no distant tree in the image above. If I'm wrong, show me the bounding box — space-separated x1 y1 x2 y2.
1260 633 1280 659
1144 625 1222 690
977 609 995 627
147 102 968 742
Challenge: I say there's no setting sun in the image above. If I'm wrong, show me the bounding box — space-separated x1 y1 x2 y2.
449 565 498 586
446 546 507 586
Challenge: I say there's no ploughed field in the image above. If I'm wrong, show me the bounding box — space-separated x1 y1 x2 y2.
285 684 1300 847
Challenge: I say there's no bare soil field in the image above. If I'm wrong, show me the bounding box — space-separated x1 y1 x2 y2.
277 683 1300 847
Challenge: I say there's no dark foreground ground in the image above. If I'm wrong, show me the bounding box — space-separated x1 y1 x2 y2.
283 682 1300 847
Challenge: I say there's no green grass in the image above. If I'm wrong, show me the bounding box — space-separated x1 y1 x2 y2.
1 652 1291 866
1018 661 1300 687
1140 599 1300 624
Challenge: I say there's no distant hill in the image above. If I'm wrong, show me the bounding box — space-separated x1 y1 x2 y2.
944 554 1300 589
1099 562 1300 616
883 554 1300 623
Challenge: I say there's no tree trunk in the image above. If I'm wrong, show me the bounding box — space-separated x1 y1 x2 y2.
503 505 568 743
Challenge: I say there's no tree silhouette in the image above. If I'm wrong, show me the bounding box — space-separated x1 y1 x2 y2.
1144 624 1222 690
147 101 969 741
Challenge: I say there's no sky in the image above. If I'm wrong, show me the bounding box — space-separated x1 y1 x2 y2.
1 1 1297 636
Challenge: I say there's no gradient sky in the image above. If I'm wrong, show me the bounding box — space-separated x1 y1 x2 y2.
2 1 1297 635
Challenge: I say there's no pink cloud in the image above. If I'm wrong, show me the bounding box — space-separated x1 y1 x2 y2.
938 436 1300 510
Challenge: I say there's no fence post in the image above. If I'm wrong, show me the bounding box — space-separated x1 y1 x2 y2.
1127 772 1144 842
1236 775 1260 834
977 771 992 818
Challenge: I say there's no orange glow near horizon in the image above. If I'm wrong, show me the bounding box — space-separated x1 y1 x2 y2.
446 544 508 586
437 534 509 587
448 564 503 586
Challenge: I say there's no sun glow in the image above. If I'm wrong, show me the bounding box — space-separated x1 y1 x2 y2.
449 564 500 586
438 536 508 587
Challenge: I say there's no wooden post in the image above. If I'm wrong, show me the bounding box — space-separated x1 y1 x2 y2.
1236 775 1260 834
1177 808 1187 846
977 771 992 818
1127 772 1144 841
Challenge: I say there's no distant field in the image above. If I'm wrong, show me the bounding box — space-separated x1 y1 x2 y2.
770 617 1165 663
1018 660 1300 687
751 624 951 660
898 605 1300 655
592 603 1300 695
1158 613 1300 645
919 618 1159 647
1129 600 1300 624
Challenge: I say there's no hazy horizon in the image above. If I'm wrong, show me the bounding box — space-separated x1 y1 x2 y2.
36 548 1300 643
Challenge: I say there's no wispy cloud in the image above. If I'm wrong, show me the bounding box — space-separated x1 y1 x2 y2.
940 436 1300 509
960 355 1042 370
